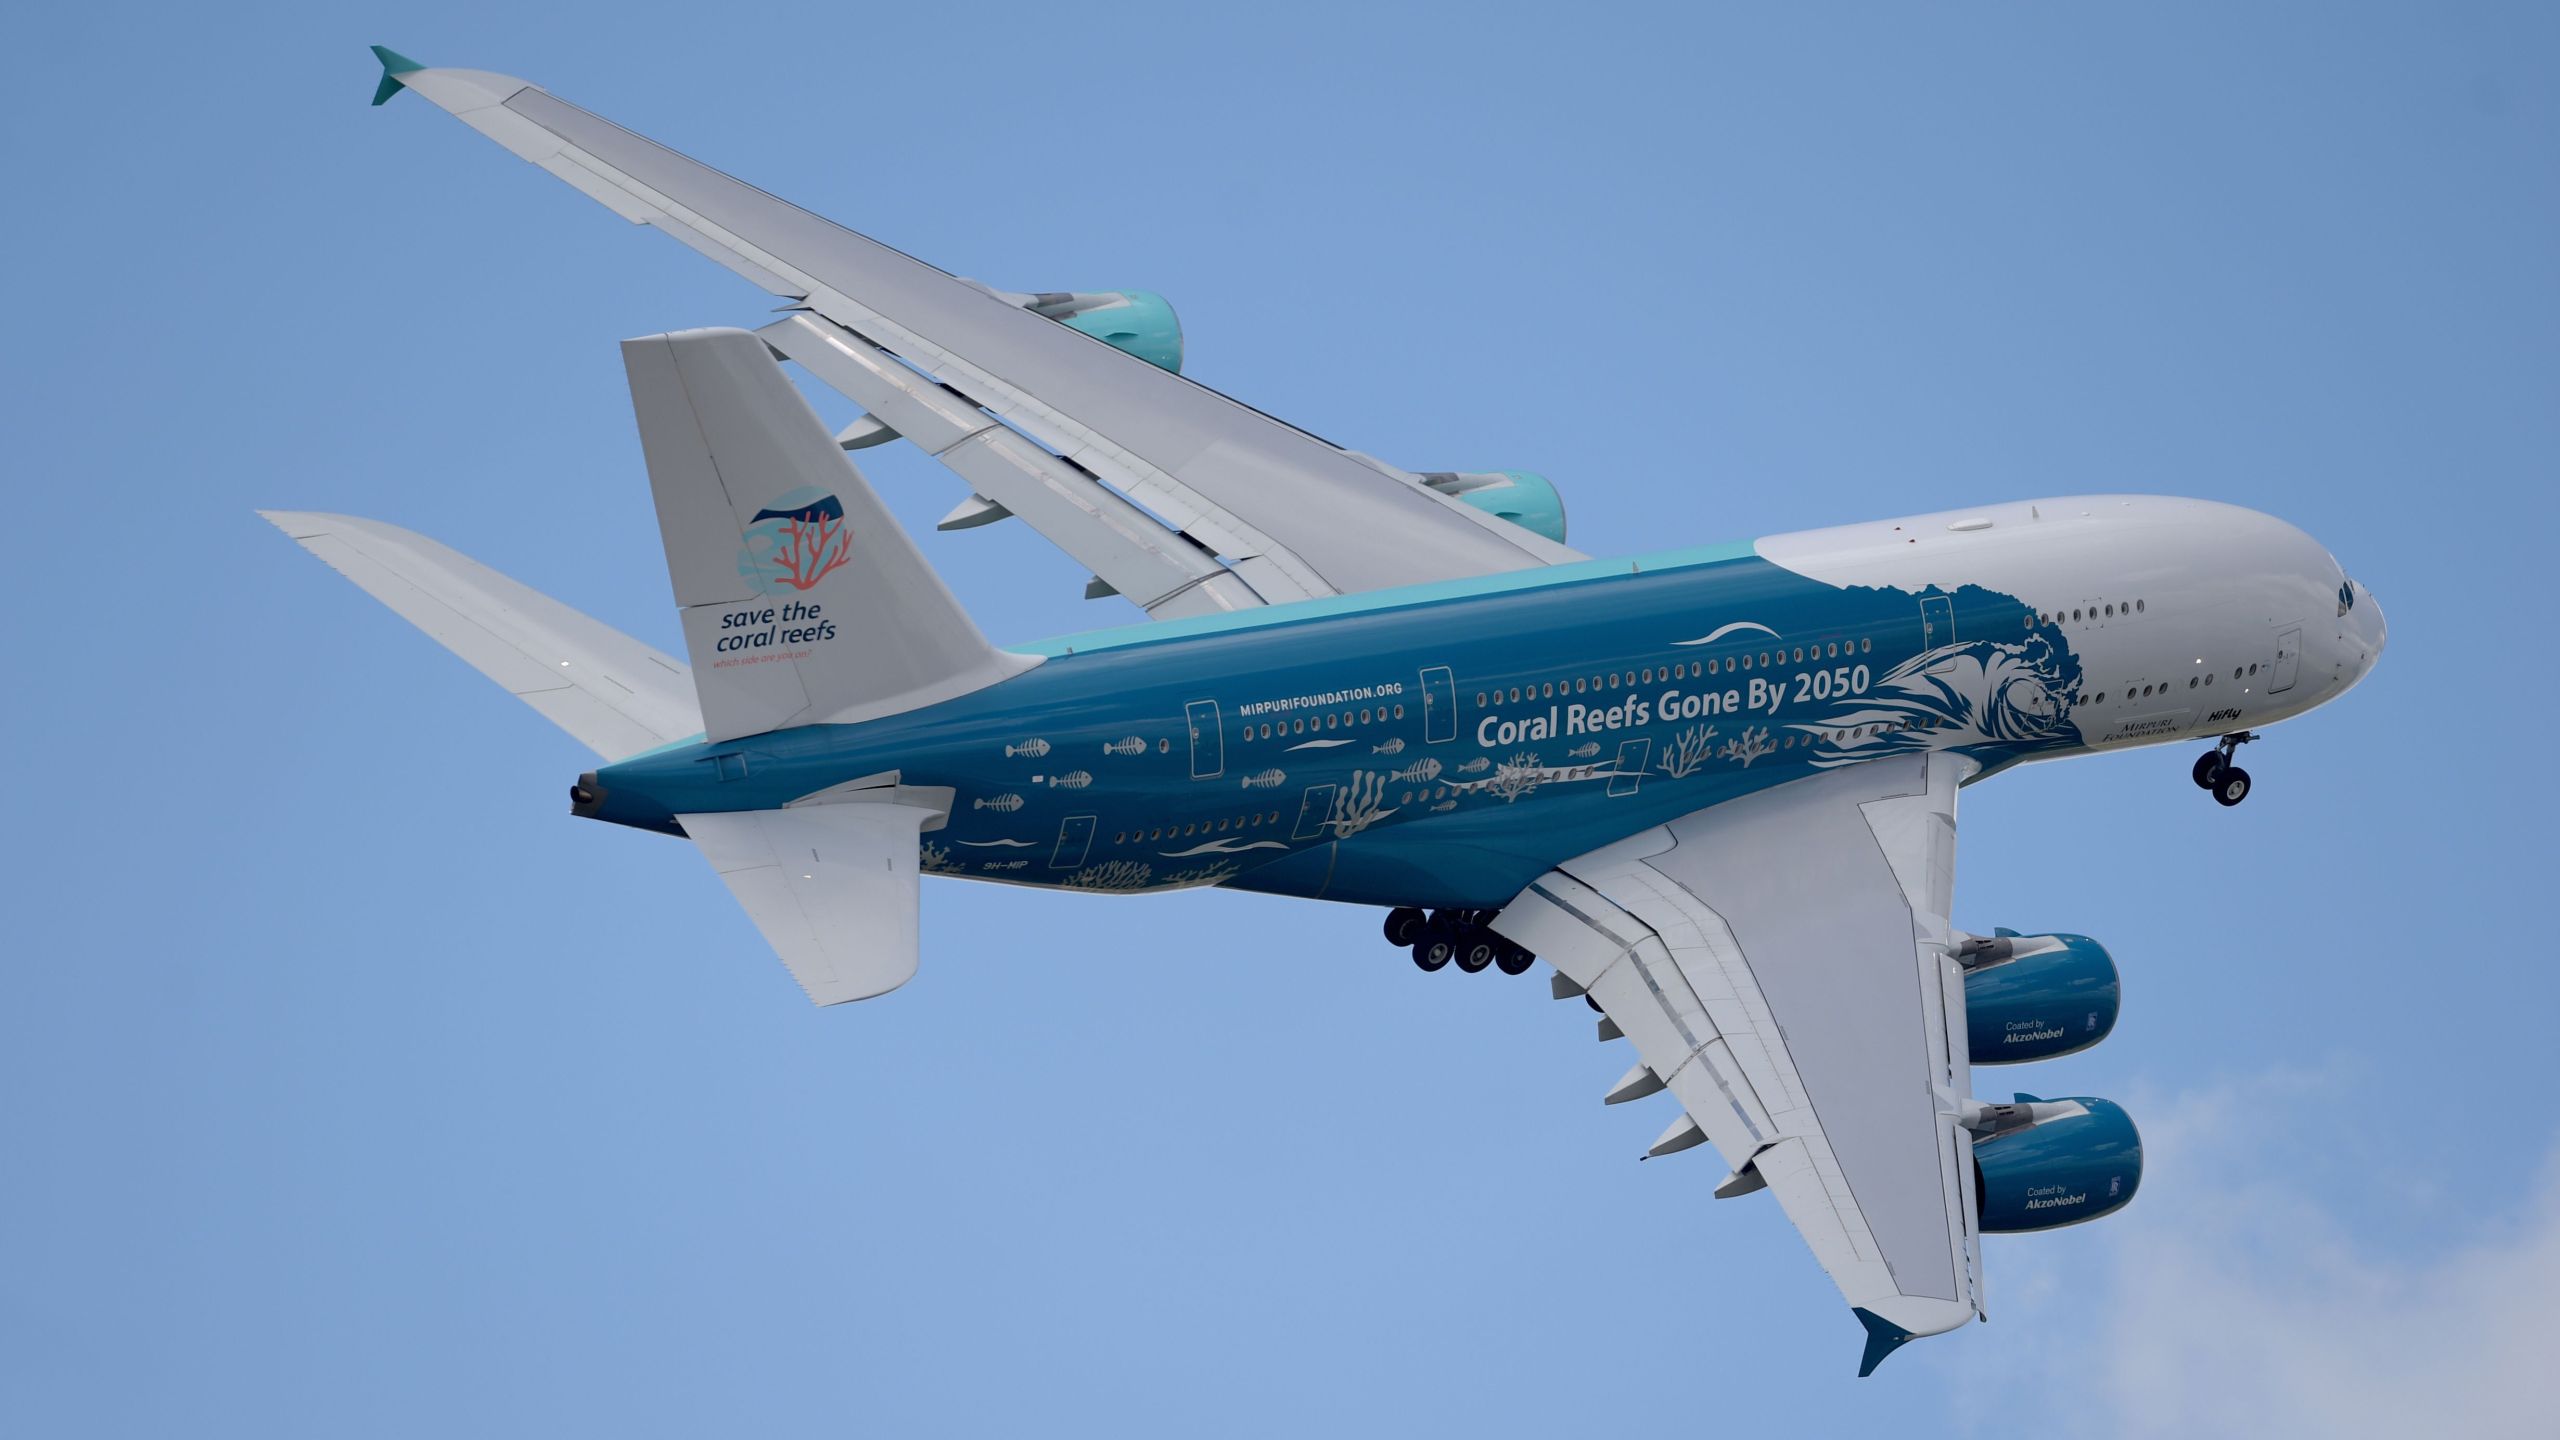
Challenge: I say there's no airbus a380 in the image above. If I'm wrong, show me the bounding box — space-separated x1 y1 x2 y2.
268 49 2388 1374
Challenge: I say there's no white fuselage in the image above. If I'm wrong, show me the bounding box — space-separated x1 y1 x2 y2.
1761 495 2388 759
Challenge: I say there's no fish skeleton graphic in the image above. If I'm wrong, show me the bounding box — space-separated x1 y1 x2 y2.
1101 736 1146 756
1004 738 1051 758
1456 757 1492 774
973 793 1025 812
1048 771 1093 790
1565 741 1602 758
1240 768 1287 790
1371 737 1405 755
1392 759 1443 783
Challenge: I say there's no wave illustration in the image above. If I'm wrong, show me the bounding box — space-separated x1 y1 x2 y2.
1803 632 2084 768
1285 738 1358 751
1671 621 1782 647
1157 838 1290 858
955 839 1040 848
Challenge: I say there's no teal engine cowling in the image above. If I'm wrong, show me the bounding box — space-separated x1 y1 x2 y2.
1973 1095 2143 1233
1030 290 1184 373
1418 470 1568 544
1962 931 2120 1064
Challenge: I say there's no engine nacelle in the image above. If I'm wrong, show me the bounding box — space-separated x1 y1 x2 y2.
1961 931 2120 1064
1972 1094 2143 1232
1029 290 1184 373
1419 470 1568 543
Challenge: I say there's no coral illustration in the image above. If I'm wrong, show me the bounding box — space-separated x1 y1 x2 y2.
768 512 851 591
1718 726 1776 768
1327 770 1394 837
1657 723 1720 779
918 841 963 875
1156 861 1241 890
1067 860 1156 891
1486 752 1545 803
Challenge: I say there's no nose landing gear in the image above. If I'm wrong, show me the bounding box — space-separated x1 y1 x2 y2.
1384 906 1535 976
2191 731 2257 807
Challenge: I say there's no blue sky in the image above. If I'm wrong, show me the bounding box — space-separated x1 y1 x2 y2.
4 3 2554 1434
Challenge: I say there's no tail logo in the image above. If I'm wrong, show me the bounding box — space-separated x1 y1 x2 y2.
739 487 852 593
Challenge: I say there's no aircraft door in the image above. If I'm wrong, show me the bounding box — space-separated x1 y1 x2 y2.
1186 699 1225 779
2269 628 2301 694
1608 737 1651 797
1292 785 1337 841
1919 595 1956 671
1050 814 1096 869
1418 666 1457 743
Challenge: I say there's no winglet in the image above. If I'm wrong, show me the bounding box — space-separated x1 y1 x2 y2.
369 44 423 106
1854 1307 1916 1377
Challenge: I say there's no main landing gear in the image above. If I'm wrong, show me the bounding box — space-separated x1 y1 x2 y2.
1384 907 1535 976
2192 731 2258 808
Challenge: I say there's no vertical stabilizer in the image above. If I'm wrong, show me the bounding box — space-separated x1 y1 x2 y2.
623 328 1036 742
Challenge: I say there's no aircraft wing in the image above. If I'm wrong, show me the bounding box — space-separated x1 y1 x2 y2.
1494 750 1984 1375
368 51 1582 617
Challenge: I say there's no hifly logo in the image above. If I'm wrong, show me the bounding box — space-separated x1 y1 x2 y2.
739 486 852 593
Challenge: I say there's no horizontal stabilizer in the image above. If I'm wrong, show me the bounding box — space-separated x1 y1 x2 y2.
679 802 943 1005
261 511 698 759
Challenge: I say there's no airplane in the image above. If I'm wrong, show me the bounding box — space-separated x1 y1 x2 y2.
266 48 2389 1376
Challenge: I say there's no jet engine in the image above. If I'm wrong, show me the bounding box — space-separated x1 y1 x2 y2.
1968 1094 2144 1232
1958 930 2120 1064
1027 290 1184 373
1417 469 1568 543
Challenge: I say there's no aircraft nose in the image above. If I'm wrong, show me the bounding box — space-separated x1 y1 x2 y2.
2342 579 2386 684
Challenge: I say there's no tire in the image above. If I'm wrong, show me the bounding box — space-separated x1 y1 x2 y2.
1412 938 1453 972
1455 937 1497 974
1495 943 1535 977
2192 751 2223 789
2214 767 2252 807
1383 906 1427 947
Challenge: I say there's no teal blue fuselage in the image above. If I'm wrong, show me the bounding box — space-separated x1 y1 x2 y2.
584 544 2083 910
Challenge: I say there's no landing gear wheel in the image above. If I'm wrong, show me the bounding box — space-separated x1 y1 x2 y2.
1494 942 1535 977
1455 936 1498 974
1383 906 1426 948
2192 751 2224 789
2213 767 2252 807
1411 937 1453 972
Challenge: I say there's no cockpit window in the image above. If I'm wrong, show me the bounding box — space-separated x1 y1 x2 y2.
2337 579 2357 617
